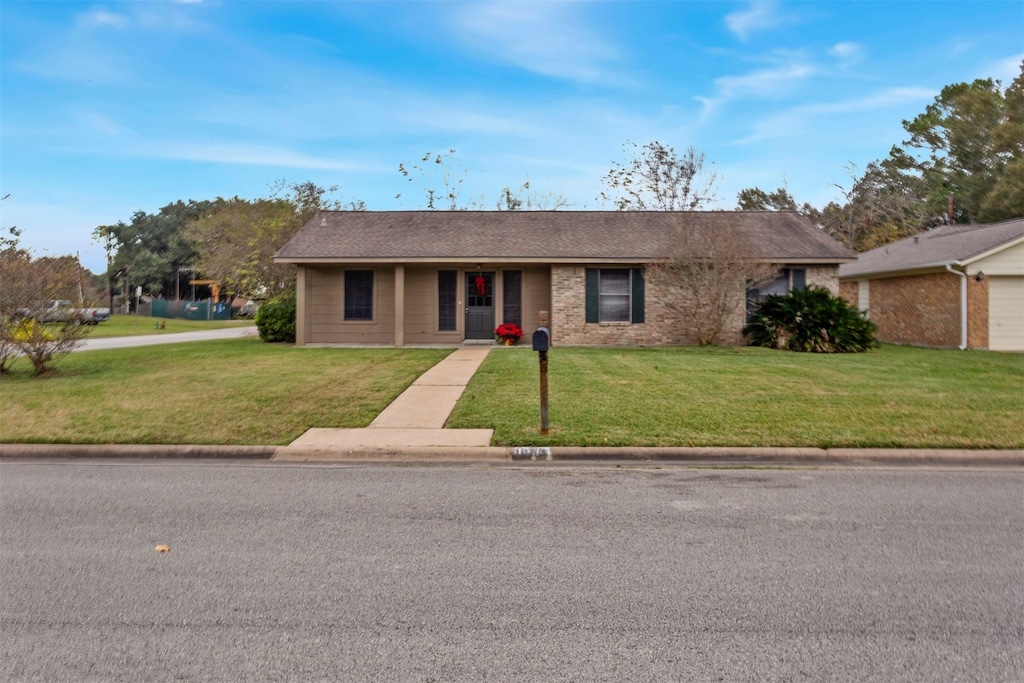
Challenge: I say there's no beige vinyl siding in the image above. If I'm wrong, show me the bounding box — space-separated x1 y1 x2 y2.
307 267 395 344
988 276 1024 351
518 266 552 337
404 267 463 344
972 241 1024 276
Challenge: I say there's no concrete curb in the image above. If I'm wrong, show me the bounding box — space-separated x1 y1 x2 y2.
537 447 1024 467
1 443 1021 468
0 444 277 460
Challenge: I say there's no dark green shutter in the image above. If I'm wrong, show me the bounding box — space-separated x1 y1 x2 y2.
585 268 599 323
630 268 645 323
792 268 806 291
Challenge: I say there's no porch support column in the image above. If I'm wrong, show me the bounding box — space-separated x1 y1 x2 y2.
295 265 306 347
394 265 405 347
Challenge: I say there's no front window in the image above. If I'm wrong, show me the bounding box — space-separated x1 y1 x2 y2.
344 270 374 321
746 268 806 321
599 269 630 322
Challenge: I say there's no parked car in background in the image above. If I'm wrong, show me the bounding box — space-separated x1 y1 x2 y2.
21 300 111 324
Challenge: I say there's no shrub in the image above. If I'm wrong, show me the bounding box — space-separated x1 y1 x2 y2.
255 289 296 343
744 286 877 353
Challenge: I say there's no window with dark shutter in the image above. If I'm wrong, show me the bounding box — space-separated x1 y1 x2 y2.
585 268 644 323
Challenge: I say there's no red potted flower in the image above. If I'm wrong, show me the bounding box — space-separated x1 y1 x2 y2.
495 323 523 345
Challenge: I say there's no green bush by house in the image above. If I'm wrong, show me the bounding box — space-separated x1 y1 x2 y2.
744 286 877 353
255 289 296 343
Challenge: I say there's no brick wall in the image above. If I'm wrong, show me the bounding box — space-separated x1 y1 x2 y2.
865 271 990 349
838 281 857 306
967 275 989 350
551 264 841 347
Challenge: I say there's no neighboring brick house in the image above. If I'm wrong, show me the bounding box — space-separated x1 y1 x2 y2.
838 218 1024 351
274 211 855 347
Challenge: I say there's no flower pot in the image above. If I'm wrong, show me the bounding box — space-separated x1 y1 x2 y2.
502 338 514 346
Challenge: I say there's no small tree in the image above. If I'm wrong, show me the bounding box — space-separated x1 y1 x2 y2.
0 237 92 375
397 149 473 210
599 141 719 211
651 226 780 345
496 178 571 211
10 316 91 375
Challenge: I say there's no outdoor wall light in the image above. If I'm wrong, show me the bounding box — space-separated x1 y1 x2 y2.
975 271 985 282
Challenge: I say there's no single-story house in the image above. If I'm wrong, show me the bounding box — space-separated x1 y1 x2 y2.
838 217 1024 351
274 211 856 347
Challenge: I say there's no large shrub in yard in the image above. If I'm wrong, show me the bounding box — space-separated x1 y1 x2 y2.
744 286 876 353
255 289 296 343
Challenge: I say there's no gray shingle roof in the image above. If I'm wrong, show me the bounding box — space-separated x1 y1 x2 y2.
839 217 1024 278
275 211 856 263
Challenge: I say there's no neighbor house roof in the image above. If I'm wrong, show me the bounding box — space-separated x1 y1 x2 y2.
275 211 856 264
839 217 1024 279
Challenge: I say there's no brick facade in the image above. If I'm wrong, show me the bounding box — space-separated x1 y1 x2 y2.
839 281 857 306
845 271 991 349
550 264 840 346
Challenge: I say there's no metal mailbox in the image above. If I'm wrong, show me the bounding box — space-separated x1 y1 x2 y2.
532 326 550 352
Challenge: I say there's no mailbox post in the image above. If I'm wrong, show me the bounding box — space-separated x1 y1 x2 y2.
532 311 551 435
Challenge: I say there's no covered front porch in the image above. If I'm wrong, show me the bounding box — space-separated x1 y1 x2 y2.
294 263 551 347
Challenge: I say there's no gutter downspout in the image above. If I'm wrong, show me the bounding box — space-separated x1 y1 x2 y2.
945 264 967 350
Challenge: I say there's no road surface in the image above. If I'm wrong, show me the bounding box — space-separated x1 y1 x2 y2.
2 462 1021 681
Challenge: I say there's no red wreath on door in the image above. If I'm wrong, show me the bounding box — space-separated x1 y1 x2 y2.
474 275 486 296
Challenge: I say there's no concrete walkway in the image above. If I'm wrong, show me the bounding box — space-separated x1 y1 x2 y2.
276 347 495 458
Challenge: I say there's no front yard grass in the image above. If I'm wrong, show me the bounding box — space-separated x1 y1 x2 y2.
0 339 450 445
3 341 1021 449
445 345 1024 449
87 314 253 338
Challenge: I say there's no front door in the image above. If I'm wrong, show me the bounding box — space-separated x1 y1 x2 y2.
465 271 495 340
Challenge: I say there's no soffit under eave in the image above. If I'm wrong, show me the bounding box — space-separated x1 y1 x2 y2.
838 264 954 281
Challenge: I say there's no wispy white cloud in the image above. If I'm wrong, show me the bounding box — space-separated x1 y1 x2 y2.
75 9 128 29
74 111 133 137
18 46 135 85
803 87 935 115
733 86 935 145
828 41 864 66
696 57 815 121
725 1 786 41
988 53 1024 82
715 63 814 99
450 1 621 84
136 142 365 171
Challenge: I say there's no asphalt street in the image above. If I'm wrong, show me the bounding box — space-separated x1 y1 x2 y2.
1 462 1021 682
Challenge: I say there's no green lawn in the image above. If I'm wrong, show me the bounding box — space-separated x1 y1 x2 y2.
1 339 450 445
2 341 1021 448
87 314 253 338
446 345 1024 449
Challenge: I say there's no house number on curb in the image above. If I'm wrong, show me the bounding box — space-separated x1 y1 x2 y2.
511 447 552 461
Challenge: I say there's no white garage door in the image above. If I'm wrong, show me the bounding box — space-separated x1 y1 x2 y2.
989 276 1024 351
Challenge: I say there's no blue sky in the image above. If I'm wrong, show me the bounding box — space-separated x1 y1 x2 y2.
2 0 1022 273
